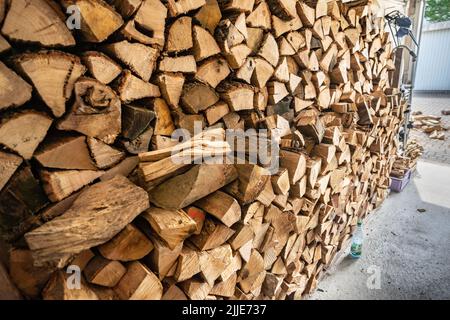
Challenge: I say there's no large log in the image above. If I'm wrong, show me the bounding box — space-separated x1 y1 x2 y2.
24 176 149 266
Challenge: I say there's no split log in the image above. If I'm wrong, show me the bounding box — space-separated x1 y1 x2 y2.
124 0 167 47
179 278 212 300
117 70 160 103
190 218 235 251
162 282 188 300
0 111 52 160
0 61 32 111
105 41 159 81
271 168 290 195
24 176 149 266
100 156 139 181
9 249 53 298
238 249 265 294
157 73 185 108
174 246 201 282
120 126 154 155
121 104 155 140
166 16 193 52
0 167 48 239
258 33 279 67
35 136 97 170
114 261 163 300
42 271 98 300
205 102 230 125
218 82 254 112
140 207 197 249
61 0 124 42
195 191 241 227
279 150 307 185
159 55 197 74
247 1 271 29
15 51 86 117
199 244 233 286
152 98 176 135
84 256 126 287
224 164 270 205
210 272 237 297
195 58 230 88
145 236 182 279
81 51 122 84
149 164 238 209
87 138 126 170
1 0 75 47
193 25 221 61
41 170 103 202
182 82 220 113
98 224 154 261
196 0 222 33
57 77 121 144
167 0 206 16
0 151 23 191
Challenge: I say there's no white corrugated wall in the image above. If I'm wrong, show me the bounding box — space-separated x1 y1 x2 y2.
414 22 450 91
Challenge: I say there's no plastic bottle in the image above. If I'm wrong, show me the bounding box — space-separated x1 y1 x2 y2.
350 221 363 258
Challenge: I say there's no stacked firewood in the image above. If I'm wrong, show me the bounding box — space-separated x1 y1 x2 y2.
412 113 447 140
0 0 403 300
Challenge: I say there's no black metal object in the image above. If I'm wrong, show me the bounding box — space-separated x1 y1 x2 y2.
385 10 421 154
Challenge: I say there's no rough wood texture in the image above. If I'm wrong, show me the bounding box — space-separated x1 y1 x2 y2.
84 256 126 287
25 176 149 266
114 261 163 300
42 270 98 300
1 0 75 47
0 151 23 191
0 111 52 160
98 224 153 261
195 191 241 227
140 207 197 249
35 136 97 170
41 169 103 202
0 61 32 111
57 77 121 144
81 51 122 84
15 52 86 117
149 164 238 209
61 0 124 43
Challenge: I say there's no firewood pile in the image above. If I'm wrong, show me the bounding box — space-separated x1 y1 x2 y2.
390 140 422 179
411 113 447 140
0 0 404 300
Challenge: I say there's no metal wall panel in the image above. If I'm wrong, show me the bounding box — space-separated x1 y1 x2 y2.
415 23 450 91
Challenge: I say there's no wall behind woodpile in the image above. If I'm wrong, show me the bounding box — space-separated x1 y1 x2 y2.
0 0 405 300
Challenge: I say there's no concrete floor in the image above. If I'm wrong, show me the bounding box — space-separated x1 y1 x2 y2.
310 159 450 300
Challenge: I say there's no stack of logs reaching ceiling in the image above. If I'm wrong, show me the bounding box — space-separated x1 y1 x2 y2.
0 0 404 300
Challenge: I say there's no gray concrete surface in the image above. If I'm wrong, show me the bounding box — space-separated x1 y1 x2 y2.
410 93 450 163
309 159 450 300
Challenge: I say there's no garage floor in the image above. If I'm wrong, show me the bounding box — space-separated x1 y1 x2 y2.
309 159 450 300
